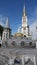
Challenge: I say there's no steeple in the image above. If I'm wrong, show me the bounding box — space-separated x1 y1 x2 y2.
5 17 10 28
23 5 26 16
2 17 11 40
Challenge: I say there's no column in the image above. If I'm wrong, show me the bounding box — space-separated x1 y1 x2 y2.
8 58 13 65
34 55 36 65
21 55 25 65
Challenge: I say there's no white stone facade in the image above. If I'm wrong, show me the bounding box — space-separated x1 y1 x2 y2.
18 5 29 37
21 6 29 37
2 29 10 40
2 18 11 40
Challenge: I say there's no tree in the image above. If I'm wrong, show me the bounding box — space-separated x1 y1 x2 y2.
0 25 3 39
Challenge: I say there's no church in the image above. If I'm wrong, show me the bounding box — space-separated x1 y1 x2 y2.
2 5 31 40
0 5 37 65
2 5 34 48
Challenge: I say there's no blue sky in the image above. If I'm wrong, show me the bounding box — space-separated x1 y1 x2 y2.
0 0 37 34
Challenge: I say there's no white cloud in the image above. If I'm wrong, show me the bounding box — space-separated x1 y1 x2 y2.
30 20 37 40
29 7 37 40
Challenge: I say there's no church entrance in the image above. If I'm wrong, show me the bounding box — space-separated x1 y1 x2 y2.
14 56 21 65
25 59 34 65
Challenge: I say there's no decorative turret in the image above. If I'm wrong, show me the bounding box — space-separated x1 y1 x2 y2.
2 17 11 40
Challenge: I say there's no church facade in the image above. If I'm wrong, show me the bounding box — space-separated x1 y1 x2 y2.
2 5 30 41
0 5 37 65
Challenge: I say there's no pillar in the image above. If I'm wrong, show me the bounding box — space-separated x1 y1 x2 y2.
21 55 25 65
34 55 36 65
8 58 13 65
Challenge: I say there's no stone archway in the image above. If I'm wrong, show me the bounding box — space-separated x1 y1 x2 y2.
14 56 21 65
25 59 34 65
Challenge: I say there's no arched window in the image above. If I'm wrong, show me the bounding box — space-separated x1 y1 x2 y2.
29 42 32 46
21 41 25 46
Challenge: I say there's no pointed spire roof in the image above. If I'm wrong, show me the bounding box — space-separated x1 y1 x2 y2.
23 5 25 12
23 5 26 16
4 17 10 28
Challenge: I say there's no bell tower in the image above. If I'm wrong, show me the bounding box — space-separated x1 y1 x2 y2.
21 5 29 37
2 17 11 40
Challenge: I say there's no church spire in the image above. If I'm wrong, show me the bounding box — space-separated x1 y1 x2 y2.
2 17 11 40
5 17 10 28
23 5 26 16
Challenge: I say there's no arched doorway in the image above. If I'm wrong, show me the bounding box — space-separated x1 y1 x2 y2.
25 59 34 65
21 41 25 47
14 56 21 65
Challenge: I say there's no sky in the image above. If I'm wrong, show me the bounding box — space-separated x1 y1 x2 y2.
0 0 37 38
30 21 37 40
